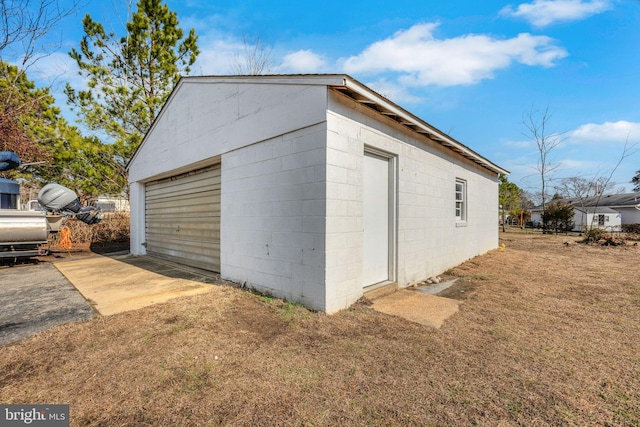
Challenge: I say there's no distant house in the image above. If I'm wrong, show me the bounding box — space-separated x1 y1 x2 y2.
531 192 640 232
127 74 508 313
585 193 640 225
95 196 130 213
572 206 622 232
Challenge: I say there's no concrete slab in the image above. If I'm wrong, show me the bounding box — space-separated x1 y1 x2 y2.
370 289 461 329
54 255 219 316
415 278 459 295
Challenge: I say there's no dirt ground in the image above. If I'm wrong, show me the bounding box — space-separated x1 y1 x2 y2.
1 231 639 426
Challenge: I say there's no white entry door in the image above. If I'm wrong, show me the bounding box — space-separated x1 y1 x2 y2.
362 151 392 287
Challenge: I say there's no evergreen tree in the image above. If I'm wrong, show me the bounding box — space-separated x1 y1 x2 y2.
498 175 523 230
65 0 199 194
0 61 51 171
0 61 119 198
542 199 574 234
632 170 640 192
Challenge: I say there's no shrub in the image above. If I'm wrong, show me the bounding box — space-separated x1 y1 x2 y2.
542 200 575 234
60 212 130 248
622 223 640 241
580 228 607 244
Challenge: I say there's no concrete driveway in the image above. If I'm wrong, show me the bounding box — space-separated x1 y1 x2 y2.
54 253 220 316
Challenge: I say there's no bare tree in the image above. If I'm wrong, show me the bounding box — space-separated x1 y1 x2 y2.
555 176 616 200
522 106 565 213
0 0 81 71
589 138 638 202
555 176 612 231
232 35 275 75
0 1 81 182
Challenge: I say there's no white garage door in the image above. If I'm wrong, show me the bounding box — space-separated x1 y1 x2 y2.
145 165 221 272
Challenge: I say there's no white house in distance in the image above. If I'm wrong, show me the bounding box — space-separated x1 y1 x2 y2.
572 207 622 232
531 193 640 233
127 75 508 313
590 193 640 225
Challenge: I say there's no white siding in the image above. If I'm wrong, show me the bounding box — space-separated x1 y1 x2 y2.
130 182 146 255
129 80 329 270
618 207 640 225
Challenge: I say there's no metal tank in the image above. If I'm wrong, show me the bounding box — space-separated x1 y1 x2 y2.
1 154 50 261
0 210 49 244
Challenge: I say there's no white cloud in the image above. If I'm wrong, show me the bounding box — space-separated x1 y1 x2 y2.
342 23 567 87
280 50 327 73
500 0 613 27
17 52 79 89
22 52 84 119
364 78 424 104
505 139 532 149
557 158 594 169
569 120 640 143
192 39 244 75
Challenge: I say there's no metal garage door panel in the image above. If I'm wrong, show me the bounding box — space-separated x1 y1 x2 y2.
145 165 221 272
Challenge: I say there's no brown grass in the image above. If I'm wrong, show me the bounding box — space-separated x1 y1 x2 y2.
52 213 130 249
1 232 639 426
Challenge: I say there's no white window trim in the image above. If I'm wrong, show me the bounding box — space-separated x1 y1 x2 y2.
455 178 467 224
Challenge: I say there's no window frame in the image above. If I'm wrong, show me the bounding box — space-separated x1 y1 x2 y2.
455 179 467 223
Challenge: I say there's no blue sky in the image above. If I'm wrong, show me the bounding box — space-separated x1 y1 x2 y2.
22 0 640 195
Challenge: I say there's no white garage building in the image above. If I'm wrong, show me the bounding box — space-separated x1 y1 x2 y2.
127 75 507 313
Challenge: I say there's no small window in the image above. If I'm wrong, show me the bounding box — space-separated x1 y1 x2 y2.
455 179 466 221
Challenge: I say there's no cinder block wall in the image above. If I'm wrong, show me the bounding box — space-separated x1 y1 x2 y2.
324 91 499 312
220 124 329 311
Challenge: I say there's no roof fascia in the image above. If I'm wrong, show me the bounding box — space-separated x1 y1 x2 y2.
331 76 509 176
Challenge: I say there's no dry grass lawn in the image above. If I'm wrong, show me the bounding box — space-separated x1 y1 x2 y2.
1 232 639 426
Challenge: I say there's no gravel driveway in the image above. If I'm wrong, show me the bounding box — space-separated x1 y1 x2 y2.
0 262 95 347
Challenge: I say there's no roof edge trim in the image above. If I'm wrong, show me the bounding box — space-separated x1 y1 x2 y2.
335 77 509 176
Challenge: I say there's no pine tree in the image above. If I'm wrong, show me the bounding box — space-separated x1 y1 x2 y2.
542 199 575 234
632 170 640 192
65 0 199 194
498 174 523 230
0 61 119 198
0 61 51 170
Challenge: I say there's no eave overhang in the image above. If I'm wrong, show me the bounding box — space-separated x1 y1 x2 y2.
332 77 509 176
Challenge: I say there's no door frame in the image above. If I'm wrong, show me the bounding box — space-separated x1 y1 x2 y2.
362 146 397 289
